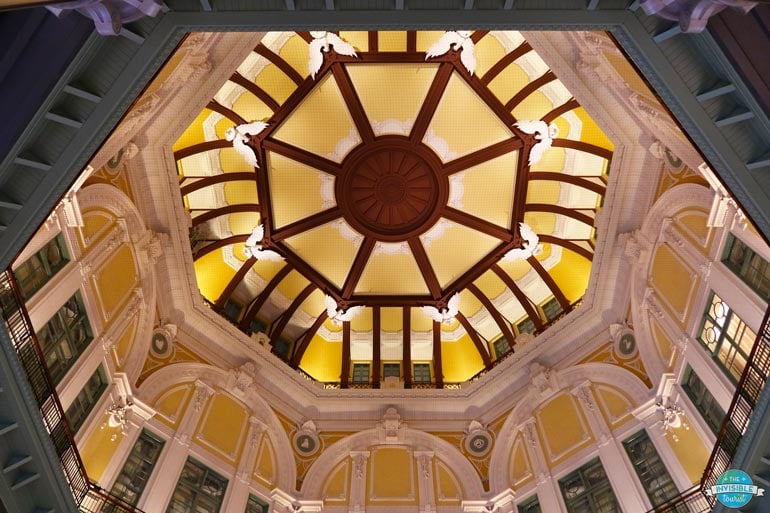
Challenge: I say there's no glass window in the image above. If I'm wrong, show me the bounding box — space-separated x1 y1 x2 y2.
223 299 243 322
722 234 770 301
65 365 108 434
622 430 679 507
681 365 726 436
13 233 70 299
245 494 269 513
559 458 620 513
36 292 93 384
518 494 542 513
516 317 536 335
352 363 370 384
166 458 228 513
542 297 563 322
493 337 511 358
697 292 755 382
383 363 401 378
110 430 165 508
413 363 431 383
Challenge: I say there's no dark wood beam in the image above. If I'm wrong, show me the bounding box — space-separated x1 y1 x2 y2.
403 307 412 389
270 207 343 241
180 172 257 196
433 321 443 388
291 310 328 366
551 138 613 160
296 31 313 43
338 295 435 306
538 235 594 262
230 72 280 112
372 306 381 388
524 204 595 227
368 31 378 52
406 31 416 52
270 283 315 345
480 41 532 85
442 207 513 242
528 171 607 195
440 242 511 299
471 30 489 43
239 264 293 331
504 70 556 111
541 97 580 124
193 234 249 261
341 321 351 388
511 138 531 229
527 256 570 311
456 312 492 370
262 139 342 176
410 63 454 143
490 263 544 330
441 137 522 176
254 43 305 86
191 204 259 227
466 282 515 349
407 237 442 300
214 257 256 311
255 146 272 222
331 64 375 143
207 100 247 125
341 238 375 298
174 139 230 160
272 244 345 301
454 61 518 127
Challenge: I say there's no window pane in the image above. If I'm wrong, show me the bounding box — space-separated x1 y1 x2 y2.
167 458 228 513
14 234 70 299
517 317 535 335
681 365 726 435
413 363 431 383
65 365 108 434
559 458 620 513
109 430 165 508
697 292 755 383
542 297 563 322
383 363 400 378
493 337 511 358
352 363 370 384
623 430 679 507
36 292 93 384
722 234 770 301
245 494 269 513
518 494 542 513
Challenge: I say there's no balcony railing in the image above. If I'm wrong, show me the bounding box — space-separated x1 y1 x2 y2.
0 270 144 513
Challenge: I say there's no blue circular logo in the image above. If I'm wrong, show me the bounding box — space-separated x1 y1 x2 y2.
714 470 755 508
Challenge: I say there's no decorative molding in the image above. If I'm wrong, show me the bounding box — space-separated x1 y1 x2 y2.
46 0 163 36
641 0 758 33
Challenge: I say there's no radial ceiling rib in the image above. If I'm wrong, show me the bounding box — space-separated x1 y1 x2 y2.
528 171 607 195
470 30 489 43
403 307 412 388
433 321 443 388
291 310 328 366
527 256 570 311
441 138 522 176
456 312 492 369
341 320 351 388
174 139 230 160
538 235 594 261
490 263 544 329
524 204 595 227
194 234 249 261
442 207 514 241
456 64 518 127
541 97 580 124
466 282 515 348
406 31 416 52
214 256 256 311
368 31 378 52
505 70 556 111
239 264 293 331
410 63 454 143
191 204 260 227
180 172 257 196
407 237 442 300
254 43 305 86
230 71 280 112
331 63 375 143
296 31 313 43
551 139 613 160
341 237 376 298
511 137 531 228
270 207 343 241
207 99 247 125
481 41 532 85
262 139 341 176
372 306 381 386
270 282 315 344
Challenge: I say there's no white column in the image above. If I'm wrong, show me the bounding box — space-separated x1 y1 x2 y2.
414 451 436 513
571 382 648 513
520 419 566 513
220 417 266 513
137 380 214 512
348 451 369 513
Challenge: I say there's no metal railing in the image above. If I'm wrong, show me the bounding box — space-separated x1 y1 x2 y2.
0 270 144 513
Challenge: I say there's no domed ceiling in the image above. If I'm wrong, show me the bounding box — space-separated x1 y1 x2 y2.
174 30 613 388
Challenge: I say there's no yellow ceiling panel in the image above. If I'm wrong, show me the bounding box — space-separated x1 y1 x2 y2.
278 35 311 80
473 33 506 80
283 222 362 288
272 73 359 163
323 318 343 333
547 249 591 303
228 213 260 240
422 220 501 288
339 31 369 53
530 146 566 173
496 258 530 282
415 31 446 52
440 318 460 332
441 334 484 382
411 307 432 332
378 31 407 52
300 335 343 382
350 307 372 332
473 270 507 300
231 89 273 126
454 151 517 229
300 289 326 319
254 64 297 105
381 307 403 332
267 152 334 228
523 212 556 236
194 251 237 303
487 62 529 106
275 270 310 300
574 107 613 150
218 147 256 173
511 90 554 125
224 180 258 206
426 73 511 162
173 108 213 153
526 180 561 205
458 289 483 318
355 246 429 296
346 64 438 136
250 260 289 284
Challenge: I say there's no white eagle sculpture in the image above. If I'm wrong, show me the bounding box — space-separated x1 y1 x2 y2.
308 31 358 79
425 31 477 75
502 223 543 262
514 120 559 166
225 121 268 168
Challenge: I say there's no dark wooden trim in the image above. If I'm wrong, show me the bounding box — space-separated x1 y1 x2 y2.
368 31 378 52
439 242 511 300
528 171 607 195
410 63 454 143
255 146 272 221
331 63 375 143
538 235 594 262
230 71 280 112
442 207 513 242
457 312 492 369
432 321 443 388
180 172 256 196
441 137 522 176
341 237 375 298
214 257 256 310
191 204 259 227
407 237 442 300
262 139 342 176
254 43 305 86
270 283 315 344
174 139 230 160
239 264 293 331
403 307 412 389
455 62 518 127
467 282 515 349
481 41 531 85
528 256 570 311
541 97 580 124
511 134 531 229
505 70 556 111
207 99 247 125
341 320 351 388
273 244 345 301
296 31 313 43
193 234 249 261
336 294 435 306
291 310 328 366
372 306 381 388
491 263 544 329
551 138 613 160
471 30 489 43
407 31 416 52
270 207 343 241
524 203 594 227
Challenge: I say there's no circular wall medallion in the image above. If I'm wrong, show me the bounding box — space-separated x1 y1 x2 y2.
337 138 448 242
293 432 320 456
150 331 172 359
616 332 638 358
464 431 492 457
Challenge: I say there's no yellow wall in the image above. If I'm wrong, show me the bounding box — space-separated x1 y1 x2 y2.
441 335 484 382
